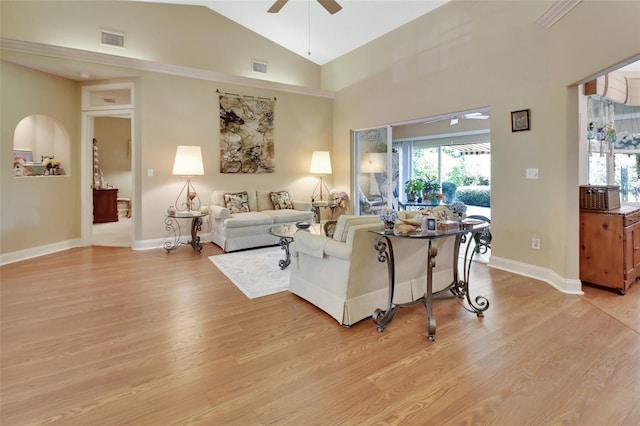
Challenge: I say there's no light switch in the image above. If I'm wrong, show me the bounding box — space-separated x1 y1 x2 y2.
147 168 154 177
526 168 538 179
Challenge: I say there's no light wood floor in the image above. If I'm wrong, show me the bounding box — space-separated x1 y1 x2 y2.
1 244 639 425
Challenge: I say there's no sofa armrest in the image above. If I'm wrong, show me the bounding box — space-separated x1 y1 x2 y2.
211 204 230 219
323 239 351 260
295 231 331 258
292 200 312 211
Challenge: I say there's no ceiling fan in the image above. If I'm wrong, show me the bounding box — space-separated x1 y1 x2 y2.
423 111 490 126
462 112 490 120
268 0 343 15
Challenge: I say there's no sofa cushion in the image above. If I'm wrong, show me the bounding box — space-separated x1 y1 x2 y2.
332 215 381 242
222 211 274 228
212 190 258 211
269 191 293 210
263 209 314 224
224 191 250 213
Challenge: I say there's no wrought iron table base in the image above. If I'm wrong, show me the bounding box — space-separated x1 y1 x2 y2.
164 216 204 253
276 237 292 270
372 230 490 341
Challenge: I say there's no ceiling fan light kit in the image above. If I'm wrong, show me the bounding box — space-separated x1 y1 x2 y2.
268 0 342 15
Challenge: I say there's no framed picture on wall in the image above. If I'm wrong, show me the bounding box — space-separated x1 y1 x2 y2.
13 150 33 164
511 109 530 132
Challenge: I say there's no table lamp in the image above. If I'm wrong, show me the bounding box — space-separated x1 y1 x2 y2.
309 151 332 202
172 145 204 212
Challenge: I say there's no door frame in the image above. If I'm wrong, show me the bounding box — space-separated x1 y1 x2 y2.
80 82 135 246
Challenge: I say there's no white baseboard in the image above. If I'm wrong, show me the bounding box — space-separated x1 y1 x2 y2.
2 239 581 295
132 232 212 251
489 256 583 295
0 233 213 264
0 239 81 266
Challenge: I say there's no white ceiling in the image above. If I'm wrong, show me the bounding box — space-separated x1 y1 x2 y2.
134 0 451 65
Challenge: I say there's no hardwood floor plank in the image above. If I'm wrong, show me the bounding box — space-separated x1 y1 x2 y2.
1 244 639 425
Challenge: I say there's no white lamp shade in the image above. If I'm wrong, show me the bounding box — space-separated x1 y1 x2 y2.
309 151 332 174
172 145 204 176
360 152 386 173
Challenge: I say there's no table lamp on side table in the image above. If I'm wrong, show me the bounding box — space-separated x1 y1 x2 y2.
172 145 204 213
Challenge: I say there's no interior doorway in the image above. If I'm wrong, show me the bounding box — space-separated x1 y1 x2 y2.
91 116 132 246
81 82 135 248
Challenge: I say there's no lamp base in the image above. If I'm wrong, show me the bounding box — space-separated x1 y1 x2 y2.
311 176 331 202
175 177 201 212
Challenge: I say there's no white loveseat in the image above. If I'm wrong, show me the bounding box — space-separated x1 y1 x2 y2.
288 214 457 326
210 189 314 252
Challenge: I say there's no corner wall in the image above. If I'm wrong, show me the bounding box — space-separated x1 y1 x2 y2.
325 0 640 288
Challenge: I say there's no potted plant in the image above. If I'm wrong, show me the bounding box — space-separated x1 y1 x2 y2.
422 176 443 204
404 179 424 202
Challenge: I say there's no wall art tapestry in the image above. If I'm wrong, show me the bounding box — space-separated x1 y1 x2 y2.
219 94 275 173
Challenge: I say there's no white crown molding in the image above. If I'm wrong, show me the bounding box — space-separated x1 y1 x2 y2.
0 37 335 99
537 0 582 29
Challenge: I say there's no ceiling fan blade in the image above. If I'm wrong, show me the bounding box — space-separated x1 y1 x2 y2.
267 0 288 13
464 112 489 119
318 0 342 15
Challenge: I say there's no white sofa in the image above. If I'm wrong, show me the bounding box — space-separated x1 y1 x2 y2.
210 189 314 252
288 213 457 326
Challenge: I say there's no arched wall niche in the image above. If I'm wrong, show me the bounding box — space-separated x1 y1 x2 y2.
12 114 70 176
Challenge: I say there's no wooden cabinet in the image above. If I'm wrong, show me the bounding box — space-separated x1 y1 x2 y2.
93 188 119 224
580 205 640 294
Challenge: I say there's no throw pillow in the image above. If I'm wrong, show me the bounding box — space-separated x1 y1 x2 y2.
323 220 337 238
270 191 293 210
224 191 250 213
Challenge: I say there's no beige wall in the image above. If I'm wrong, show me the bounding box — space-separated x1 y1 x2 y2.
2 0 639 289
1 61 80 252
325 0 640 287
134 71 332 240
1 0 321 89
1 2 333 258
1 66 332 256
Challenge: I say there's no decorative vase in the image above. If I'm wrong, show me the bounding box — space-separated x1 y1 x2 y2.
384 221 395 232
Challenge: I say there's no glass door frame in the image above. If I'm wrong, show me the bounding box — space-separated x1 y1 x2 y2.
351 125 393 215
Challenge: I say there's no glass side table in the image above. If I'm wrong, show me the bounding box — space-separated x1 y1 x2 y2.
164 211 207 253
370 219 491 341
311 201 339 223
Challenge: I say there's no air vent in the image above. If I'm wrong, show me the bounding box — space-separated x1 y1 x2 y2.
101 30 125 48
252 60 268 74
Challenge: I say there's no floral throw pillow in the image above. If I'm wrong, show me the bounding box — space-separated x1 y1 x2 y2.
269 191 293 210
224 191 250 213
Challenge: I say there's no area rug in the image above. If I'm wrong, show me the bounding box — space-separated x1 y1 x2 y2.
209 246 290 299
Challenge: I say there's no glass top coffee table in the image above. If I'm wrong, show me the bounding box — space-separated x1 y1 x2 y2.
267 223 321 270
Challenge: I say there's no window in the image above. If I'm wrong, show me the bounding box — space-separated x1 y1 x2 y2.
395 140 491 207
586 96 640 202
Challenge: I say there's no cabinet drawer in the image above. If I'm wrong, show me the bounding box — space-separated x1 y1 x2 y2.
625 210 640 227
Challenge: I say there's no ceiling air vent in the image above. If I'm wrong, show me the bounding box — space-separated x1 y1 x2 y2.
252 60 268 74
101 30 125 48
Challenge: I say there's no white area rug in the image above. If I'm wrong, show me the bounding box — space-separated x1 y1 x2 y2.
209 246 290 299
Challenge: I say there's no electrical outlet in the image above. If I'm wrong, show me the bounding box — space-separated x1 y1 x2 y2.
531 237 541 250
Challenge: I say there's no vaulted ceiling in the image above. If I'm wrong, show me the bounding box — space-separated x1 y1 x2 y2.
132 0 451 65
